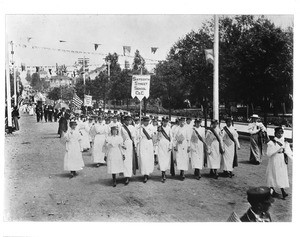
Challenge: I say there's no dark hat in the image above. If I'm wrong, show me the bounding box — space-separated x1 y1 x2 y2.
108 110 112 113
194 118 202 123
142 116 150 122
247 187 274 204
186 117 192 121
88 117 93 120
69 120 77 126
105 116 111 121
275 126 284 133
179 117 185 121
162 117 169 122
211 119 218 124
225 117 233 123
113 110 118 114
123 115 132 121
111 126 118 131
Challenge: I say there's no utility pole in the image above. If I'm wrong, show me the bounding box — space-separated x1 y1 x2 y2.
6 37 13 129
213 14 219 121
103 60 111 111
10 41 17 107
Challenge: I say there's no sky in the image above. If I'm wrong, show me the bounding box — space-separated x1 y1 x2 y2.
6 14 293 71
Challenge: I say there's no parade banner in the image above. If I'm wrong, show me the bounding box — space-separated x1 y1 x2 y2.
131 75 151 101
84 95 93 107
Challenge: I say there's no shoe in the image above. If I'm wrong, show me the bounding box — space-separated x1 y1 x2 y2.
125 178 129 185
272 192 280 198
69 172 75 179
96 163 100 167
282 192 288 199
113 180 117 187
181 174 185 181
196 174 201 180
143 175 148 183
214 174 219 179
161 178 165 183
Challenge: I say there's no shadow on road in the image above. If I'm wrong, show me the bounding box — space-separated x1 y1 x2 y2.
54 173 73 178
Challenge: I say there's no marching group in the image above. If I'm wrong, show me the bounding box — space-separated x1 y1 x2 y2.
59 108 241 186
57 109 292 202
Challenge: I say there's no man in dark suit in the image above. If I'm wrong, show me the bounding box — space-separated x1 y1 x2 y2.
58 107 69 137
240 186 274 222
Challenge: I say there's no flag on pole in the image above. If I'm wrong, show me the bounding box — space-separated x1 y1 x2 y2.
123 46 131 56
94 44 101 51
151 47 158 54
72 93 83 108
204 49 214 65
27 37 32 42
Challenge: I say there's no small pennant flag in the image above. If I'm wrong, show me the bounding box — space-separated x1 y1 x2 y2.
123 46 131 56
204 49 214 65
94 44 101 51
59 40 66 43
27 37 32 42
151 47 158 54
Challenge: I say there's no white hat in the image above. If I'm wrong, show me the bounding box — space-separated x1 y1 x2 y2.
251 114 259 119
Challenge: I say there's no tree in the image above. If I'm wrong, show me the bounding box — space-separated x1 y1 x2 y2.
151 60 185 118
47 86 75 101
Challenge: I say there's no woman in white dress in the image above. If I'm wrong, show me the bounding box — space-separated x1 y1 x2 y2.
190 118 207 180
104 126 125 187
173 117 190 180
139 116 155 183
266 127 293 199
222 118 240 178
61 120 84 178
206 120 224 179
92 117 107 167
157 117 173 182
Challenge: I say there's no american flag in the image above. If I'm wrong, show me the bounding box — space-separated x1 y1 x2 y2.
72 93 83 109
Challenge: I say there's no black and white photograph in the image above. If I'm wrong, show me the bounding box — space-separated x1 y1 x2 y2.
2 0 299 236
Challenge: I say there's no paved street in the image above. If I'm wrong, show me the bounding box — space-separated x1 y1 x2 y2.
4 114 292 222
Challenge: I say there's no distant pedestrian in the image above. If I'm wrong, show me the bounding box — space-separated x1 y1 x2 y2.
44 105 48 122
61 120 84 178
266 127 293 199
92 116 107 167
104 126 125 187
248 114 268 165
54 109 59 122
48 105 54 122
58 108 69 137
12 106 20 131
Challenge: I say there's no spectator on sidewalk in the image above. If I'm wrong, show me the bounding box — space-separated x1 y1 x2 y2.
12 106 20 131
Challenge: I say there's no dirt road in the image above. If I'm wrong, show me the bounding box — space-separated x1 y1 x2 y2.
4 114 292 222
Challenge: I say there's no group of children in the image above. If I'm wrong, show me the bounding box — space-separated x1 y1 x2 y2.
60 112 242 187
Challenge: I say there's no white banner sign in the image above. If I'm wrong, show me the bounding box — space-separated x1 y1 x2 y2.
84 95 93 107
131 75 151 101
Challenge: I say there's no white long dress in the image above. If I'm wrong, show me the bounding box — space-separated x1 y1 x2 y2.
92 123 107 164
206 128 223 169
61 129 84 171
190 127 206 170
222 126 240 172
120 124 135 177
266 137 292 189
139 125 154 175
157 125 172 171
78 121 90 150
105 135 124 174
173 125 190 171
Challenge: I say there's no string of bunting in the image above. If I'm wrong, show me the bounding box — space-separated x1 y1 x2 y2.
14 39 161 63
